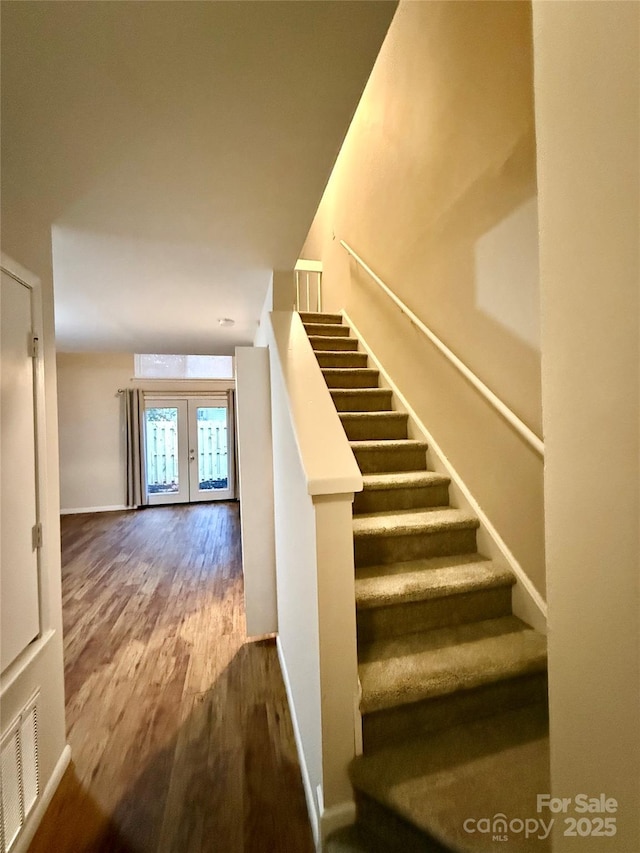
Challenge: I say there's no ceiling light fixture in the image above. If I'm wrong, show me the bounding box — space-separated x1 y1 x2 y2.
217 317 235 327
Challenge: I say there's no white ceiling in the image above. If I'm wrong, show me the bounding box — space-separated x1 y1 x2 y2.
1 1 395 354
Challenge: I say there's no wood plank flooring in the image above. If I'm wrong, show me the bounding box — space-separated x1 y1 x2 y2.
29 503 315 853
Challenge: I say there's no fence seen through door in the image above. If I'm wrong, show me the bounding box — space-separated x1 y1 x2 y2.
145 408 228 494
143 397 234 504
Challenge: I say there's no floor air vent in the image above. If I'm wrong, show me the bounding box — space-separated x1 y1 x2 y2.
1 692 40 853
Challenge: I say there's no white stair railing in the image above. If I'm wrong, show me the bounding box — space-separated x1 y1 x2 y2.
340 240 544 457
294 259 323 313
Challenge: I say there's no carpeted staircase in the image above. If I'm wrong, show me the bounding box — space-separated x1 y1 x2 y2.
299 312 550 853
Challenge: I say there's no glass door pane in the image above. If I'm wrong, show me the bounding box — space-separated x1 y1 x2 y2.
196 407 228 492
188 398 235 502
144 402 189 504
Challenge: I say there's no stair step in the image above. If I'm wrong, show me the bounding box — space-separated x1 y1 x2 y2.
353 507 478 565
351 703 550 853
350 440 428 473
363 671 548 753
298 311 343 325
322 367 380 389
309 335 359 351
340 411 408 441
326 819 447 853
304 322 351 337
355 471 448 513
358 615 547 715
353 507 477 538
331 388 393 412
356 554 514 608
324 824 380 853
316 351 369 369
356 555 514 641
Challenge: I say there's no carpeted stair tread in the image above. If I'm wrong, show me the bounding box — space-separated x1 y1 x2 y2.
309 335 359 351
325 822 449 853
350 703 550 853
324 824 378 853
340 412 407 424
316 351 370 369
355 472 450 513
299 311 342 324
356 556 514 609
350 439 429 452
322 368 379 378
331 389 394 411
340 411 405 420
361 472 448 491
353 507 479 538
358 615 547 713
304 321 351 336
322 367 380 388
351 441 430 474
331 388 393 399
340 411 409 441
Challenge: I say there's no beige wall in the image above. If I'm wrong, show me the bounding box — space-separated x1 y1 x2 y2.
301 0 545 596
533 1 639 847
57 352 134 512
57 354 234 512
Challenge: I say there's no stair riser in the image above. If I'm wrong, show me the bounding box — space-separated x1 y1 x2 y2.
322 370 380 389
310 336 359 351
299 312 342 325
354 483 449 514
304 323 351 337
362 675 549 753
316 352 369 369
354 527 477 567
331 392 393 412
354 793 448 853
357 587 513 642
352 446 428 474
340 415 408 441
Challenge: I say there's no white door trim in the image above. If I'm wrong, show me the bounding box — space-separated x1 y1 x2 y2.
142 394 235 505
0 255 48 659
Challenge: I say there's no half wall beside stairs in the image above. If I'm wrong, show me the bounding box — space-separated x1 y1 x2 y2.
265 310 363 847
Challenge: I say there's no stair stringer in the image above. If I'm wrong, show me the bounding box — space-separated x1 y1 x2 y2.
342 310 547 636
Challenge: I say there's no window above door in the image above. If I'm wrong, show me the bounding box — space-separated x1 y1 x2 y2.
135 354 234 381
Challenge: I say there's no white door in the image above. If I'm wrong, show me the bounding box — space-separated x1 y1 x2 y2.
187 398 234 502
1 271 41 672
143 400 189 505
143 396 234 505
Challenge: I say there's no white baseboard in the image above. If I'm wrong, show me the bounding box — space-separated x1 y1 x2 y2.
343 311 547 635
60 504 131 515
276 637 320 846
13 744 71 853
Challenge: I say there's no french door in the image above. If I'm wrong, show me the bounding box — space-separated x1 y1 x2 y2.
143 396 235 504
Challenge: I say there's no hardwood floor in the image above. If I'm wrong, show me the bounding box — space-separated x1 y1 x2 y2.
29 503 315 853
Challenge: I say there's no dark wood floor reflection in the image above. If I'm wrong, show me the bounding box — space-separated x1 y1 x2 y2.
29 504 314 853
